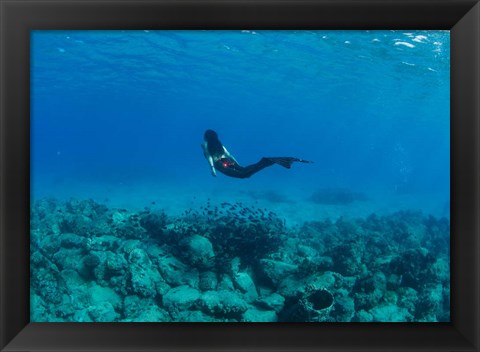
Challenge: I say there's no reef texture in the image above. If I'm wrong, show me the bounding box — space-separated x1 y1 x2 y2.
31 198 450 322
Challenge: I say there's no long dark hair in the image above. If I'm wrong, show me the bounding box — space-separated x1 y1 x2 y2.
204 129 224 156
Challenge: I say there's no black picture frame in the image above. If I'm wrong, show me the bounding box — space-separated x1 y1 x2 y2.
1 0 479 351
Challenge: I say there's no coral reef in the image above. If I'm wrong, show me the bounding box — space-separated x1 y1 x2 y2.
160 201 285 271
30 198 450 322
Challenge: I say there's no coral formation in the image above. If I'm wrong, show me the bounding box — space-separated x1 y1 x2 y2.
30 198 450 322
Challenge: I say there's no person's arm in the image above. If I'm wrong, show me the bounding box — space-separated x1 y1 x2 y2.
223 146 239 164
208 156 216 177
201 143 217 177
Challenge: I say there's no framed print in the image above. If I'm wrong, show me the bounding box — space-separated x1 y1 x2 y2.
1 0 479 351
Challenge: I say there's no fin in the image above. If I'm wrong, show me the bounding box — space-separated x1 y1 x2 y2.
268 157 295 169
297 158 314 164
268 157 313 169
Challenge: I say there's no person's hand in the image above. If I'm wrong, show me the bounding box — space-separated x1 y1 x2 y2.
211 169 217 177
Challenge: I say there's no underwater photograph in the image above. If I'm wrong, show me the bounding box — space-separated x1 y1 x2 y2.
30 30 450 322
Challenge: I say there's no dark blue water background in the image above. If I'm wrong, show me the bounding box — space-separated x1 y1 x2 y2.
31 30 450 220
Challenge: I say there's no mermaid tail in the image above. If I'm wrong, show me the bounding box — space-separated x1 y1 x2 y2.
267 157 313 169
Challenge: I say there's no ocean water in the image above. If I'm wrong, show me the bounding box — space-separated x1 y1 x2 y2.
30 30 450 322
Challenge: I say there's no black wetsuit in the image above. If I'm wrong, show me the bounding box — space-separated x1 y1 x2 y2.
214 156 310 179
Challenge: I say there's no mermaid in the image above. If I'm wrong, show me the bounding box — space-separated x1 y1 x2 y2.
201 129 312 178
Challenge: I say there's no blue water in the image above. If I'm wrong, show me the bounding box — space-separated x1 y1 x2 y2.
30 30 450 323
31 30 449 219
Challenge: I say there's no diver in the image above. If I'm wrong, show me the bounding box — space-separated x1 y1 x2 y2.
202 129 312 178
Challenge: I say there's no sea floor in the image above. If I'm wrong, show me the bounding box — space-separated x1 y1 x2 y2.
30 180 450 323
32 179 450 226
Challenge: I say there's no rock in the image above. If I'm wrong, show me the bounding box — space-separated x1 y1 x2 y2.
397 287 418 315
139 212 167 237
353 309 373 322
183 271 200 289
254 293 285 313
259 259 298 287
60 270 90 308
157 256 185 285
416 283 444 320
431 257 450 284
196 290 248 319
52 249 83 271
30 250 46 267
133 306 170 322
280 287 334 322
199 271 218 291
112 210 127 225
232 272 258 302
369 304 413 322
353 271 386 310
128 248 161 298
328 242 365 276
175 310 216 322
87 251 128 290
72 309 92 322
154 278 171 297
30 293 48 322
88 283 123 311
105 251 128 275
316 256 334 269
82 253 101 268
310 271 336 290
59 233 87 249
217 274 235 291
123 295 142 316
332 295 355 322
331 273 356 292
120 239 142 255
277 276 306 299
230 257 241 274
242 309 277 322
297 244 317 257
144 243 167 265
258 286 274 297
163 285 201 313
38 234 61 255
277 271 336 300
86 235 120 252
389 248 436 290
61 269 85 288
33 268 63 304
383 291 398 305
123 296 170 322
386 273 403 290
87 301 119 322
180 235 215 269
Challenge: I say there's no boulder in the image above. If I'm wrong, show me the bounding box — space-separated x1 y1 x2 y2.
128 248 162 298
163 285 201 313
242 309 277 322
254 293 285 313
123 295 170 322
258 259 297 287
196 290 248 319
180 235 215 269
199 271 218 291
232 272 258 302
